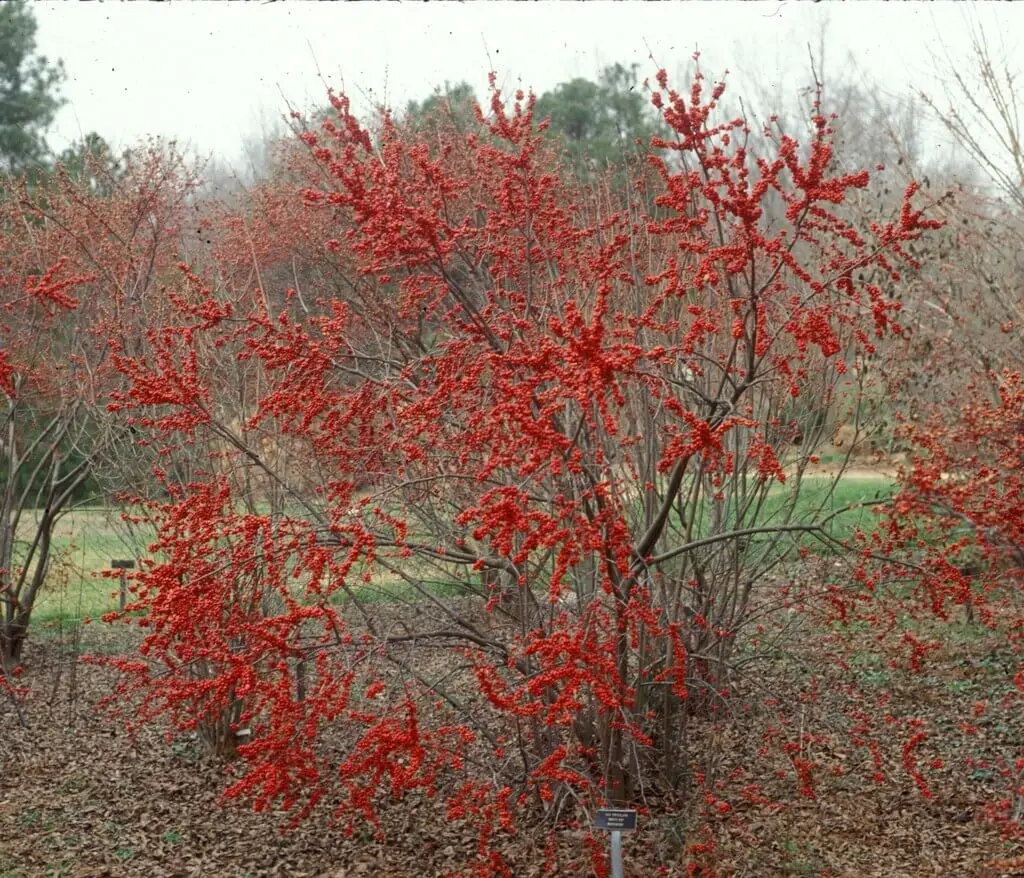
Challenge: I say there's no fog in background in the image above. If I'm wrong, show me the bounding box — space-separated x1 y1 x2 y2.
32 2 1024 178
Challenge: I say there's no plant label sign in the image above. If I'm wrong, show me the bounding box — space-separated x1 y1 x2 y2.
110 559 136 570
596 809 637 878
594 808 637 832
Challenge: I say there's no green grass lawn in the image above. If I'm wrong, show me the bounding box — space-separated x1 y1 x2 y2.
768 471 895 545
20 472 898 628
663 470 896 560
18 508 155 624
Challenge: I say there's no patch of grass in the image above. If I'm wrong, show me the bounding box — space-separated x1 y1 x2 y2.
833 618 872 635
779 839 825 875
948 620 992 645
16 507 154 621
666 472 896 565
169 737 205 762
782 840 823 872
847 649 893 688
858 668 894 688
331 577 479 606
16 809 42 828
768 472 895 545
22 473 896 629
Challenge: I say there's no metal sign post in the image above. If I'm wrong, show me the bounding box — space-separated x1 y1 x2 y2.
111 559 135 610
594 808 637 878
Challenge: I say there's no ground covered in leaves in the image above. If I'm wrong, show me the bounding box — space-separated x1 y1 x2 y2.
3 601 1024 877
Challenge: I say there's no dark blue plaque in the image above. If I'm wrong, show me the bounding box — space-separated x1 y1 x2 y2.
594 808 637 832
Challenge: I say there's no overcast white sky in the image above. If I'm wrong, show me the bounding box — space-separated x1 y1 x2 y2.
32 1 1024 171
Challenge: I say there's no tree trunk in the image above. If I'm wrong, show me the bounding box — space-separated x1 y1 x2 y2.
0 610 30 670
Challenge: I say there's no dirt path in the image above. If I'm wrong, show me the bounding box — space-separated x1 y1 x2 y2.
799 464 899 481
